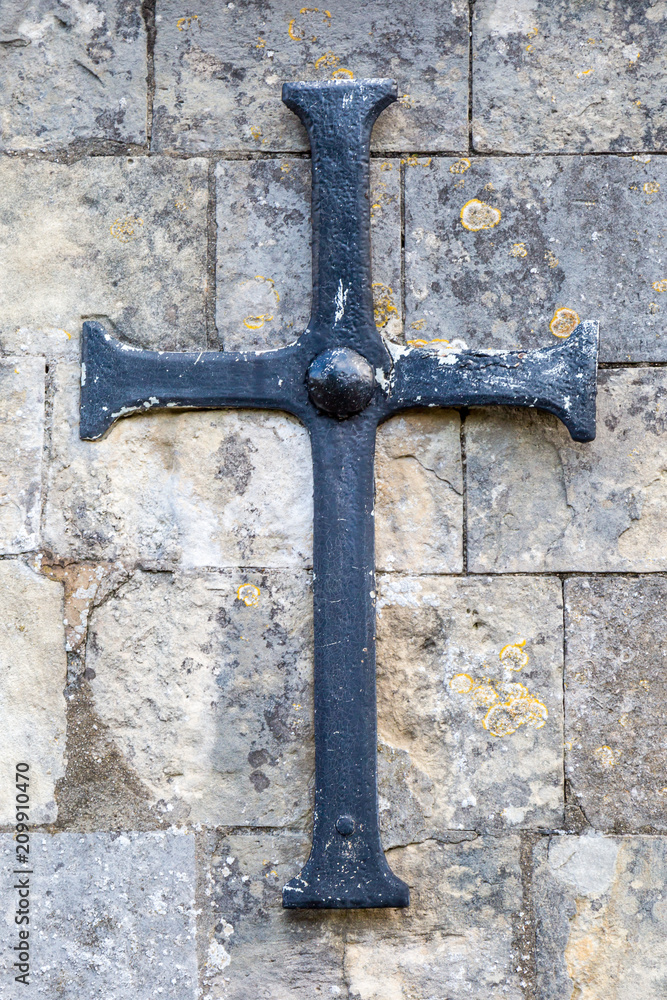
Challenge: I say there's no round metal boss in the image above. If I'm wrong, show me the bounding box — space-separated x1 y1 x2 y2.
306 347 375 417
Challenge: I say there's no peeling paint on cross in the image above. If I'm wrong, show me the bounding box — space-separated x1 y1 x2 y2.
79 79 598 909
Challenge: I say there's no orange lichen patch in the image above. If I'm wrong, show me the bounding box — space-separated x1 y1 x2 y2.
632 154 651 163
256 36 266 49
177 15 199 31
281 163 291 173
460 199 501 231
575 68 594 78
372 283 398 330
644 180 660 194
549 307 580 339
483 691 548 737
509 242 528 258
288 7 331 42
398 93 415 108
406 338 466 352
470 682 499 708
449 673 474 694
499 639 528 671
110 216 143 242
593 745 617 768
544 249 559 268
237 583 261 607
652 279 667 293
380 161 393 172
332 67 354 79
401 156 432 167
315 50 337 68
243 314 273 329
410 318 427 331
450 158 471 175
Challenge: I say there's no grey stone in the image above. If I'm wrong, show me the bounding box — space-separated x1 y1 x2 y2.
0 157 208 354
533 833 667 1000
0 831 197 999
0 358 44 553
43 363 313 566
152 0 468 153
376 574 564 838
216 157 401 351
473 1 667 153
85 569 314 828
564 576 667 833
0 0 147 151
344 836 523 1000
405 154 667 361
375 410 462 574
466 369 667 573
0 560 65 825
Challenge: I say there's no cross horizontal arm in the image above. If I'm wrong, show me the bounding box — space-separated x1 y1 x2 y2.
79 322 308 440
382 321 599 443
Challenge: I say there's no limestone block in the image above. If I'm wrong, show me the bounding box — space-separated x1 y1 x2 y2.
375 411 462 573
0 157 208 353
564 576 667 832
0 359 44 554
85 570 314 827
153 0 468 153
344 837 522 1000
473 1 667 153
533 834 667 1000
43 363 313 567
0 561 65 824
405 155 667 361
466 369 667 573
216 158 401 351
376 574 564 838
0 831 197 999
0 0 147 151
203 830 347 998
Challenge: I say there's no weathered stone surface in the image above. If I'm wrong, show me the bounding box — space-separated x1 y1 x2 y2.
467 369 667 573
0 157 208 353
533 833 667 1000
0 358 44 554
0 0 147 151
376 575 564 839
564 576 667 833
405 154 667 361
0 561 65 825
44 363 313 566
153 0 468 153
85 570 314 827
473 1 667 153
202 829 347 998
216 157 401 350
344 836 523 1000
375 410 462 573
0 831 197 998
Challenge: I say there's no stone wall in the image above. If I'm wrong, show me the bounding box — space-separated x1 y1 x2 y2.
1 1 667 997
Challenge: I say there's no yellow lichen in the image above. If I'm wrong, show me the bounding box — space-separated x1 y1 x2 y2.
237 584 261 607
110 216 144 243
509 242 528 258
449 673 474 694
544 248 559 268
470 682 500 708
410 318 427 331
450 158 471 175
243 314 273 329
499 639 528 671
652 279 667 293
332 67 354 79
593 745 617 768
483 692 548 737
460 199 501 231
372 283 398 330
177 14 199 31
549 307 580 339
644 180 660 194
401 156 432 167
288 7 331 42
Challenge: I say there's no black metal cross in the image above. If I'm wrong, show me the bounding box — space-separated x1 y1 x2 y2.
80 79 598 909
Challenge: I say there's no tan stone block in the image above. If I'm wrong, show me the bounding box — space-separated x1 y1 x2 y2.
0 157 208 353
376 575 564 839
0 560 65 824
85 570 314 828
216 158 401 351
467 369 667 572
533 834 667 1000
0 357 44 554
565 576 667 832
375 410 462 573
43 363 313 567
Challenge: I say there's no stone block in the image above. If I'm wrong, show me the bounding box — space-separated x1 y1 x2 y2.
85 569 314 828
405 154 667 361
564 576 667 832
533 833 667 1000
0 561 65 825
0 0 147 151
216 157 401 351
473 1 667 153
0 157 208 353
0 831 197 998
43 363 313 566
152 0 468 153
466 369 667 573
376 574 564 839
344 837 522 1000
202 829 347 998
375 410 462 573
0 358 44 554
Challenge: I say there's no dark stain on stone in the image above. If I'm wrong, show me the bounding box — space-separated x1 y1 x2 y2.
249 770 270 792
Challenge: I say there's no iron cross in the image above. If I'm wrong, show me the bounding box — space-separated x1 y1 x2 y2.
80 79 598 909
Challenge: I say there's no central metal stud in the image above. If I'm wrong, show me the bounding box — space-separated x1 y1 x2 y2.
307 347 375 418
